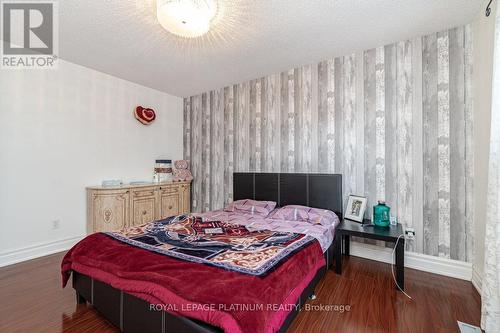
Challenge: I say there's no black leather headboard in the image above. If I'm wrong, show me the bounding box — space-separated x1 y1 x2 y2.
233 173 343 218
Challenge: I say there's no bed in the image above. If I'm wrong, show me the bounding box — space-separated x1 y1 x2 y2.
62 172 343 333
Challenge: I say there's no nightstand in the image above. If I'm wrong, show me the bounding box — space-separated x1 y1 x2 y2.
334 219 406 291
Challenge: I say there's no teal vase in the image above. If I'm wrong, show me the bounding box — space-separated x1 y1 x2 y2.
373 201 390 227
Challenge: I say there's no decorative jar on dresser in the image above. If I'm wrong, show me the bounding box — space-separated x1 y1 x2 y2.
86 181 191 233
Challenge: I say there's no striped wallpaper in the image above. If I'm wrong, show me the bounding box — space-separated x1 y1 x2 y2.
183 25 474 262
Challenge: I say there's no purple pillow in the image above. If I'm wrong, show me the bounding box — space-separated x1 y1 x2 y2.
224 199 277 217
270 205 339 226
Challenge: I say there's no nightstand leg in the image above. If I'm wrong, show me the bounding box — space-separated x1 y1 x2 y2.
334 234 342 274
343 235 350 256
395 238 405 291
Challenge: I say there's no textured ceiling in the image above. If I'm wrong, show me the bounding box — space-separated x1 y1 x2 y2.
58 0 483 97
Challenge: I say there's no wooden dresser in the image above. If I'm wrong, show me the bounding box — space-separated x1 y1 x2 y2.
87 181 191 233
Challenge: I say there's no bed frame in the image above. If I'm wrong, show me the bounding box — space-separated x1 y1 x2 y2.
73 172 343 333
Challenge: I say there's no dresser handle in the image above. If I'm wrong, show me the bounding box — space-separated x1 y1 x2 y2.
168 205 173 209
142 210 147 215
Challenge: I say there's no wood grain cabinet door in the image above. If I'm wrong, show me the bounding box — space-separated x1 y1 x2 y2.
130 188 157 226
158 186 180 219
179 183 191 214
91 191 129 232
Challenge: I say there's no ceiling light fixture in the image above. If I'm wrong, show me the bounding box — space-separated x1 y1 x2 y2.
157 0 218 38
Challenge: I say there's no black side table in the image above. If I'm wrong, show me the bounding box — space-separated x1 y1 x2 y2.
334 219 406 291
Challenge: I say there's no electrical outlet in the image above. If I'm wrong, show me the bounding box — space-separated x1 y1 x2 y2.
405 227 415 240
52 220 60 230
192 200 197 207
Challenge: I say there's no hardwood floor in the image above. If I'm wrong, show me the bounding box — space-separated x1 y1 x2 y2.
0 252 480 333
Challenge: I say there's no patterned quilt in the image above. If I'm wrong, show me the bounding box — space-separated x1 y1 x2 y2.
105 215 315 276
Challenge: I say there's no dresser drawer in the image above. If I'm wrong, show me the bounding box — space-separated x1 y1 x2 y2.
131 195 157 226
158 185 179 195
131 187 156 198
158 192 180 219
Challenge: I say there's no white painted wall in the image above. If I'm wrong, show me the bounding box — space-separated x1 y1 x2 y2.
472 1 496 287
0 59 183 266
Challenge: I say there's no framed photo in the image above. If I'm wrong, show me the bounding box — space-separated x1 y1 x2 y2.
345 195 367 222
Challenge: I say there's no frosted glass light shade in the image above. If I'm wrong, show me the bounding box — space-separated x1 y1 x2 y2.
157 0 218 38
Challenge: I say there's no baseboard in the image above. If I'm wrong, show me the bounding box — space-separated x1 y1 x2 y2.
471 265 483 294
0 236 85 268
350 242 473 281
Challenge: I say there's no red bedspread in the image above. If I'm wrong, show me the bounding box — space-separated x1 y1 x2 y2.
61 233 325 333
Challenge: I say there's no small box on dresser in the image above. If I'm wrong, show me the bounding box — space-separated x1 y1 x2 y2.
87 181 191 233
